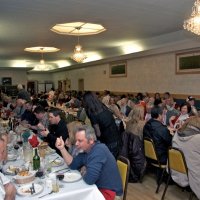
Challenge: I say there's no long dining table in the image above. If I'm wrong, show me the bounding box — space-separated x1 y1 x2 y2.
4 145 105 200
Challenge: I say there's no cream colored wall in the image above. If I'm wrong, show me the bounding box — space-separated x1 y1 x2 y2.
0 69 27 86
126 53 200 94
27 73 52 83
52 52 200 95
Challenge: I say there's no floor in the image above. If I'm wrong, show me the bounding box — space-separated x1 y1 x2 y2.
126 173 198 200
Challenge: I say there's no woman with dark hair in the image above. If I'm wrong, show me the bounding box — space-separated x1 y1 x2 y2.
169 102 191 129
83 91 122 158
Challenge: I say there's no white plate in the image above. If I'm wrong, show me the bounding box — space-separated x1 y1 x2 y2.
63 172 82 183
4 165 20 175
49 158 64 167
17 183 43 196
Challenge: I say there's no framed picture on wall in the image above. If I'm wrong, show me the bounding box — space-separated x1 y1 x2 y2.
109 61 127 77
176 51 200 74
2 77 12 85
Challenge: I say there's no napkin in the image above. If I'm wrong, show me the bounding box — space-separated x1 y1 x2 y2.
28 135 39 148
22 131 31 143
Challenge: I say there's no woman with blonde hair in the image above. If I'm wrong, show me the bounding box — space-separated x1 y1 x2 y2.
172 116 200 199
126 105 145 140
65 121 84 157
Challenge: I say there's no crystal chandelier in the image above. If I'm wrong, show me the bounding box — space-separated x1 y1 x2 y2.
71 29 87 63
40 49 45 64
71 44 87 63
183 0 200 35
51 22 106 63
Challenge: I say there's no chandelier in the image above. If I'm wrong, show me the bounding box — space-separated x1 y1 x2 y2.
71 27 87 63
51 22 106 63
24 46 60 70
183 0 200 35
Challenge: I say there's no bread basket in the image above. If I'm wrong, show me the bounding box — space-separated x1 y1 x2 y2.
14 171 35 184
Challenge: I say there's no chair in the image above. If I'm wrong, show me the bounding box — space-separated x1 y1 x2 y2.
161 147 194 200
117 156 130 200
143 137 166 193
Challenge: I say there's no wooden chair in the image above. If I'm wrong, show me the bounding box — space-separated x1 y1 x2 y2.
144 137 166 193
161 147 194 200
117 156 130 200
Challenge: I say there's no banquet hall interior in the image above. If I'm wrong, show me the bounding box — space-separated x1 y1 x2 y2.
0 0 200 200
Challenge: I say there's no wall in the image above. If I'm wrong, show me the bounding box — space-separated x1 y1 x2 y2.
0 69 27 86
27 72 52 83
52 51 200 96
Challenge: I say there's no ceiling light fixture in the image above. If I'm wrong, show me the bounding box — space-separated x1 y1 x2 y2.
183 0 200 35
71 27 87 63
51 22 106 63
24 46 60 70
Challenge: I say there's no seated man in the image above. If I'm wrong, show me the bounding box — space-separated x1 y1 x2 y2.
21 100 38 126
56 125 123 200
0 136 16 200
143 106 172 165
28 105 49 137
40 108 68 155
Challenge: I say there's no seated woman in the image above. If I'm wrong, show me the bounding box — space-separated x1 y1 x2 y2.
65 121 84 157
120 131 146 182
172 116 200 199
169 102 191 129
126 105 145 140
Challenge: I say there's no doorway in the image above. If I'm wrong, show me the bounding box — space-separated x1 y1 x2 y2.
78 79 84 91
27 81 37 95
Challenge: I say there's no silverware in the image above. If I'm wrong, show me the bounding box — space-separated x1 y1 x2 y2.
53 168 70 173
32 183 35 193
38 191 53 198
50 157 59 164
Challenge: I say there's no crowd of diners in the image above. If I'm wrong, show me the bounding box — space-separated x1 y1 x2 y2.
0 85 200 200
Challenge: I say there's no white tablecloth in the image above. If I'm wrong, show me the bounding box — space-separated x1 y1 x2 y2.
16 179 105 200
5 150 105 200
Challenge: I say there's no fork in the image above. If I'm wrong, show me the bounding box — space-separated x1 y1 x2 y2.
50 157 59 164
38 191 53 198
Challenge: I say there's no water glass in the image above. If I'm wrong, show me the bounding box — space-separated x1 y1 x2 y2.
48 173 59 193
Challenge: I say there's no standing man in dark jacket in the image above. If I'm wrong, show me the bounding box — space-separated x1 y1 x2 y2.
143 106 172 165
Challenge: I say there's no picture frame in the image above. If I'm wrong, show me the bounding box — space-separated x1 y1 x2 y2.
2 77 12 85
109 61 127 77
176 51 200 74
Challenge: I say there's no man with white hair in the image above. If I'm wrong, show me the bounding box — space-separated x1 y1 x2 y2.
56 125 123 200
17 84 31 101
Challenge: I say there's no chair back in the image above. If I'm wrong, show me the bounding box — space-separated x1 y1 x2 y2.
168 147 188 175
161 147 191 200
144 137 166 193
117 156 130 200
144 138 158 161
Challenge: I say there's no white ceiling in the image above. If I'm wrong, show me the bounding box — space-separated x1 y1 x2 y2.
0 0 198 71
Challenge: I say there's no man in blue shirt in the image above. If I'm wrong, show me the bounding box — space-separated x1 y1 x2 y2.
56 125 123 200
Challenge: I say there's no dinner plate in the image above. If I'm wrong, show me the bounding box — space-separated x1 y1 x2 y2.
3 165 21 175
62 172 82 183
49 158 64 167
17 183 43 196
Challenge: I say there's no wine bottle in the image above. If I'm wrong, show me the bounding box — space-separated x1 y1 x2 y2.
8 118 13 131
33 148 40 170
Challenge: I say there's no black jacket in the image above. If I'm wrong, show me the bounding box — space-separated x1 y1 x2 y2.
120 131 146 182
143 118 172 164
